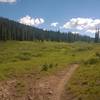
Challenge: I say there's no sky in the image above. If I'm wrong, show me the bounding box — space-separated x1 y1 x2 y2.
0 0 100 37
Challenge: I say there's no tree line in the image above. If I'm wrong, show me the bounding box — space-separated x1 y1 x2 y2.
0 17 94 42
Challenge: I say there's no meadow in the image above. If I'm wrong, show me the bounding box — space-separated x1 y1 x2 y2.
0 41 100 100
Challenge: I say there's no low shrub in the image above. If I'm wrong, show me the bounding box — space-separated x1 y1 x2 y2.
41 63 57 71
49 64 53 68
41 64 48 71
95 52 100 58
16 52 32 61
84 58 99 65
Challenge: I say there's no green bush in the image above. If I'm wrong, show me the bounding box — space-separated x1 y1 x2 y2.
41 63 57 71
95 52 100 58
49 64 53 68
16 52 32 61
41 64 48 71
84 58 99 65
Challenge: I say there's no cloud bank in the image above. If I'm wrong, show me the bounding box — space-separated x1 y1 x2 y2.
63 17 100 33
19 15 45 26
51 22 59 27
0 0 16 3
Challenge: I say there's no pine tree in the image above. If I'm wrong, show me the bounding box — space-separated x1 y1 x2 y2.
95 28 99 43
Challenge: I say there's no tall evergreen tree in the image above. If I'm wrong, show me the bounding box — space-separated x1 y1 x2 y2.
0 17 94 43
95 28 99 43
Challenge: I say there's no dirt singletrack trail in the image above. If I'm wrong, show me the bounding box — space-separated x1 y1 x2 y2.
52 64 79 100
0 64 79 100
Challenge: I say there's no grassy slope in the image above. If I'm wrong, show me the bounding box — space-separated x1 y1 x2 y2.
63 43 100 100
65 62 100 100
0 41 91 79
0 41 100 99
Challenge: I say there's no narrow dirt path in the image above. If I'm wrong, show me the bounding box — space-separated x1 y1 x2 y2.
52 64 79 100
0 64 79 100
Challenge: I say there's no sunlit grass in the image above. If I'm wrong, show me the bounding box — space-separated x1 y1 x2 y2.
0 41 99 80
0 41 100 99
64 51 100 100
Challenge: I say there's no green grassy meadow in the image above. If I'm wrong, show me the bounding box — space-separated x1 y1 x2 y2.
0 41 92 79
0 41 100 99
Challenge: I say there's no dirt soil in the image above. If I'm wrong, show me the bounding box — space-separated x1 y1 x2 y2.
0 64 79 100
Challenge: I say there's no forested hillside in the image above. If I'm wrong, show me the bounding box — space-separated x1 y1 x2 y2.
0 17 93 42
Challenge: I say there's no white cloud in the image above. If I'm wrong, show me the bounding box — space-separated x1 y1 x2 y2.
51 22 59 27
72 31 79 34
19 15 45 26
63 17 100 33
86 29 96 33
0 0 16 3
43 28 47 31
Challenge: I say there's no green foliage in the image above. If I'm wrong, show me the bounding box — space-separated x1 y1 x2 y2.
0 17 93 42
95 52 100 58
41 63 57 71
95 31 99 43
74 46 93 53
84 57 99 65
65 58 100 100
49 63 53 68
0 41 100 100
0 41 99 80
41 64 49 71
16 52 32 61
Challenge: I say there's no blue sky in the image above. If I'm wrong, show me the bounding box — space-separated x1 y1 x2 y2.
0 0 100 37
